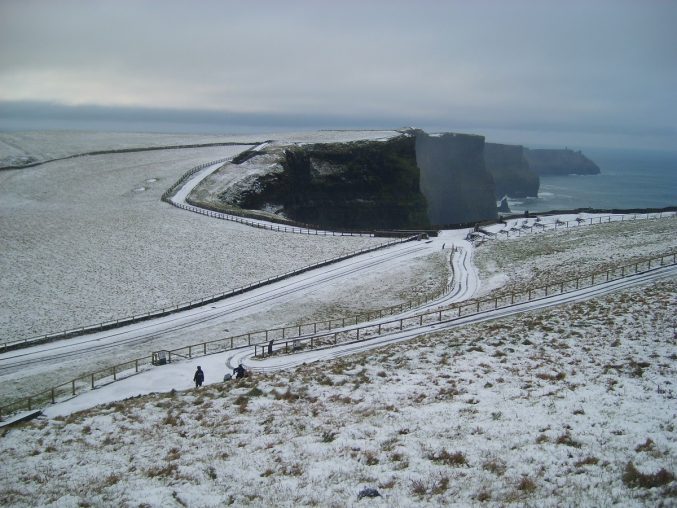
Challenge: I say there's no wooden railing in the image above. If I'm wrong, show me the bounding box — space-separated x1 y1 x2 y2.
252 252 677 358
1 236 415 352
2 250 673 422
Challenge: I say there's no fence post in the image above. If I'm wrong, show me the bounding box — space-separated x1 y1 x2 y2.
511 294 514 305
72 380 76 396
113 365 116 381
334 332 338 345
528 289 532 300
357 328 360 340
203 343 207 355
399 319 403 330
545 286 548 297
476 301 480 312
438 310 442 321
91 374 95 389
188 346 192 358
135 360 139 373
51 388 55 404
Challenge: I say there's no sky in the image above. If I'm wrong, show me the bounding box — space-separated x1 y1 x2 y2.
0 0 676 150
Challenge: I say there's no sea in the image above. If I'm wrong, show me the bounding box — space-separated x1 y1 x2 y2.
506 148 677 214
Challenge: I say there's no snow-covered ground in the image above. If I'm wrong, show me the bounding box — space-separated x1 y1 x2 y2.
0 129 401 168
475 214 676 297
1 131 675 506
1 276 674 506
0 146 388 342
0 131 257 168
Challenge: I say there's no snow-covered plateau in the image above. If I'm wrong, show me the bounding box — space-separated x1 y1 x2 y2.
0 130 675 507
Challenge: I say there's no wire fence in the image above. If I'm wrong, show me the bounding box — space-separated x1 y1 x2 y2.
162 157 382 237
2 250 674 421
253 252 677 358
471 211 675 245
0 235 416 352
0 243 451 421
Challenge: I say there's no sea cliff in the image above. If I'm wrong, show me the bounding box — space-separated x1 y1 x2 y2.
415 131 498 225
524 148 600 175
484 143 539 198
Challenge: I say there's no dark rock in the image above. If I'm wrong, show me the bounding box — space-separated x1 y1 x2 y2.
498 196 511 213
485 143 539 198
415 131 498 225
357 487 381 500
235 135 430 230
524 148 600 175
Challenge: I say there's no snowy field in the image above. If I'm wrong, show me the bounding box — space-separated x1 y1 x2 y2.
474 215 676 297
1 277 674 506
0 131 258 168
0 129 401 168
0 145 390 342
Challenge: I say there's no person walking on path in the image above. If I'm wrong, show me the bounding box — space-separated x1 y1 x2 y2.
193 366 205 388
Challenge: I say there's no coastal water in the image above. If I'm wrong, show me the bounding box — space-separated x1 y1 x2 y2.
507 148 677 213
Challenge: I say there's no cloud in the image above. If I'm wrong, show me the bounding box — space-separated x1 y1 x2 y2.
0 0 675 149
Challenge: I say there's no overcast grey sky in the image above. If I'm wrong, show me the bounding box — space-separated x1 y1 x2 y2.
1 0 675 149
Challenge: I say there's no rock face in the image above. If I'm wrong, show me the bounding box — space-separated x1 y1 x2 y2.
498 196 511 213
484 143 539 198
524 148 600 175
234 135 430 230
415 131 497 225
195 131 595 230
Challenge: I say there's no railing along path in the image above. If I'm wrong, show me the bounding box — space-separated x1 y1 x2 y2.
1 250 674 421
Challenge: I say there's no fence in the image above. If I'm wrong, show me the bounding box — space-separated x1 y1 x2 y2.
252 251 677 358
482 211 675 242
162 157 382 237
1 235 416 352
2 250 674 421
0 242 453 420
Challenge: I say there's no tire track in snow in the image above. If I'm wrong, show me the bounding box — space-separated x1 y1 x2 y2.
0 242 431 373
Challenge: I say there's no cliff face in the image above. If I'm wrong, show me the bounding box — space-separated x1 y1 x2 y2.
234 135 430 230
196 130 566 230
524 148 600 175
484 143 539 198
415 131 497 225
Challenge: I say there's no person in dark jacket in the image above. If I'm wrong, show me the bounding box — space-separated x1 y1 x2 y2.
193 366 204 387
233 364 246 379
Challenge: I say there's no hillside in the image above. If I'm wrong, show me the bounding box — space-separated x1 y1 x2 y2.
1 275 674 506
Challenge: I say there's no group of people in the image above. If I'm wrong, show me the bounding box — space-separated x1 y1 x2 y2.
193 363 248 387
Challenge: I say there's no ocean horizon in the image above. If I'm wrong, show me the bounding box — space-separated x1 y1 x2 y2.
507 147 677 213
